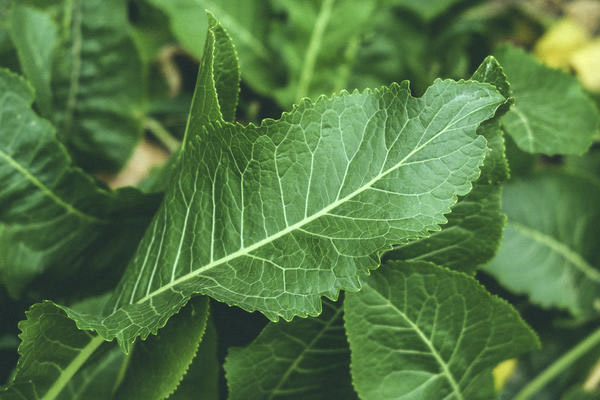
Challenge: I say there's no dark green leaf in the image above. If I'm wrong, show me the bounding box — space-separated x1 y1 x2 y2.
225 300 355 400
0 68 158 299
345 261 540 400
115 297 210 400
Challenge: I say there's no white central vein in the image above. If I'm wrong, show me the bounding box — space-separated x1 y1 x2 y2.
134 98 493 305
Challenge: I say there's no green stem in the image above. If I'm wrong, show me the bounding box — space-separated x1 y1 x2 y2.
42 335 105 400
144 117 181 153
295 0 334 101
514 326 600 400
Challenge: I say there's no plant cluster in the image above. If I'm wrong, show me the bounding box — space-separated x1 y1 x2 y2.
0 0 599 399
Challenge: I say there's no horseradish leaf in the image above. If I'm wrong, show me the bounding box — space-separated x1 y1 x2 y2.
60 76 503 353
385 56 510 273
115 297 210 400
345 261 539 400
485 172 600 317
495 45 599 155
225 300 355 400
0 301 109 400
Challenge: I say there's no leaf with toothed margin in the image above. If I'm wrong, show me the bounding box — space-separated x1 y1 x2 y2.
384 56 511 274
114 297 210 400
224 300 356 400
57 74 504 353
0 301 112 400
344 261 540 400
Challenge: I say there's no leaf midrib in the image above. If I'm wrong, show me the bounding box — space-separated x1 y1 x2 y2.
509 220 600 282
134 92 495 307
368 285 464 400
41 334 104 400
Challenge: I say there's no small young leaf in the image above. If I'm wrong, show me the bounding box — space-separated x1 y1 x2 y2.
495 45 599 155
115 297 210 400
225 300 355 400
484 172 600 317
345 261 540 400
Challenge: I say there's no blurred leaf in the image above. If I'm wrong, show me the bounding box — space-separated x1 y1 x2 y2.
485 171 600 317
0 68 159 299
8 4 57 117
495 45 599 155
534 18 591 70
386 0 473 20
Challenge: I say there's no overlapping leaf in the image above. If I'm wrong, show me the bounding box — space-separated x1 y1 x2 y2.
484 171 600 317
0 301 110 400
495 45 599 155
225 300 355 400
386 56 510 273
345 261 539 400
60 70 504 352
0 69 158 299
115 297 210 400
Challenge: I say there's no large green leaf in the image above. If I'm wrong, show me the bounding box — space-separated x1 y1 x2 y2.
225 300 356 400
484 171 600 317
115 297 210 400
0 68 158 299
59 76 504 352
495 45 599 156
345 261 539 400
385 56 510 274
50 0 144 172
8 4 57 118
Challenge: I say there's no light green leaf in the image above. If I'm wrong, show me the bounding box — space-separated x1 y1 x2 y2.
168 318 219 400
386 0 471 20
0 68 158 299
225 300 356 400
51 0 145 172
60 76 504 353
385 56 510 273
268 0 376 106
484 172 600 317
8 4 57 117
495 45 599 155
115 297 210 400
0 301 110 400
345 261 540 400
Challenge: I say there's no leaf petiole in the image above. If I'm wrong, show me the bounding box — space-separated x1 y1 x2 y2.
514 326 600 400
